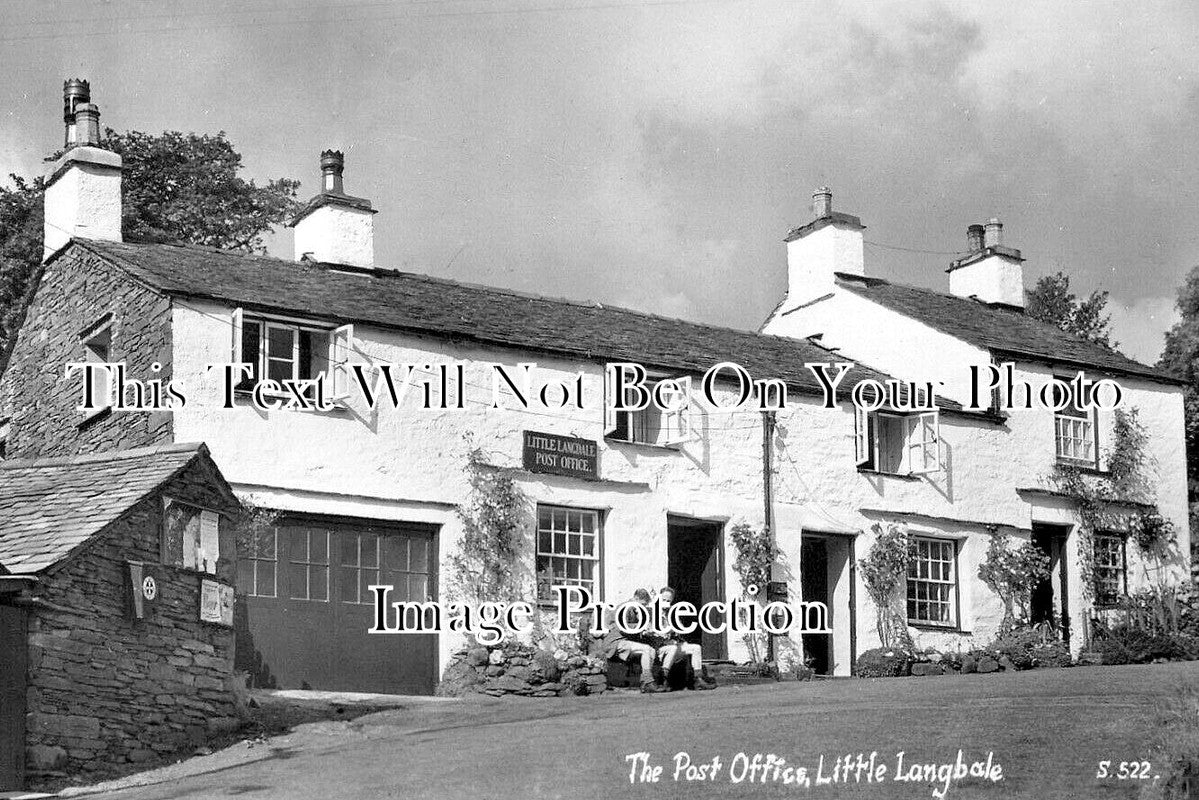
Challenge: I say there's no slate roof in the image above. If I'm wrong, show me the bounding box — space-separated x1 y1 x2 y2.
835 273 1183 386
0 443 213 574
73 239 909 399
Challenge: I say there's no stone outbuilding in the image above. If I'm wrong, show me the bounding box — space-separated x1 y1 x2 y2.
0 443 242 790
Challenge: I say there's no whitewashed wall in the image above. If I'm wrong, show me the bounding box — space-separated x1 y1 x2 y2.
170 295 1189 677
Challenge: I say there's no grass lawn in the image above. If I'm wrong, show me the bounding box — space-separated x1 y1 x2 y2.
86 661 1199 800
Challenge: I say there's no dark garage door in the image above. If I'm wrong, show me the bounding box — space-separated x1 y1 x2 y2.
236 515 438 695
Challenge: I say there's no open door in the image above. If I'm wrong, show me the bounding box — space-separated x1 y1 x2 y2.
800 537 831 675
667 516 726 660
1031 523 1070 646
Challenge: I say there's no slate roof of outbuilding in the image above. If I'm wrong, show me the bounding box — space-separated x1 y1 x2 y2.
71 238 912 399
0 442 215 574
834 273 1183 386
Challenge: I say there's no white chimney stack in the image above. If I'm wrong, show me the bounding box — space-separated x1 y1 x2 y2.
783 187 865 304
43 79 123 261
288 150 376 268
947 217 1025 308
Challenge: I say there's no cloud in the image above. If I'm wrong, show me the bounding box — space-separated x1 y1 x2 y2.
1107 295 1179 365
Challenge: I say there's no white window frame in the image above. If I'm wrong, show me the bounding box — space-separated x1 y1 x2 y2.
604 370 696 448
1093 532 1127 607
535 505 601 603
855 409 942 476
906 536 958 627
231 308 356 405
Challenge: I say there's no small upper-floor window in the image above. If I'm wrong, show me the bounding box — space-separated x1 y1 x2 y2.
79 319 114 420
1053 377 1097 467
232 309 355 400
855 407 942 476
1093 532 1126 607
604 369 694 447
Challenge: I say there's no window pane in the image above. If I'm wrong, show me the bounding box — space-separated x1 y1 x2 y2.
289 562 308 599
289 528 308 561
240 321 261 387
237 560 253 594
383 536 409 571
361 534 378 568
309 566 328 601
340 532 360 566
258 562 275 597
360 569 379 604
268 326 295 358
409 538 428 572
310 531 329 564
340 566 359 603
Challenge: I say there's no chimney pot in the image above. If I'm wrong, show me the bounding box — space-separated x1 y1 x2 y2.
812 186 833 219
983 217 1003 248
62 78 91 147
73 103 102 147
967 224 985 253
320 149 345 194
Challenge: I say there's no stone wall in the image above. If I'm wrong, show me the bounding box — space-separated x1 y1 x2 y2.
23 458 241 781
0 243 173 459
438 643 609 698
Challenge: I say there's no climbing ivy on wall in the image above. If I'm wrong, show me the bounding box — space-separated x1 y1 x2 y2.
1049 407 1175 603
858 523 915 649
448 448 528 606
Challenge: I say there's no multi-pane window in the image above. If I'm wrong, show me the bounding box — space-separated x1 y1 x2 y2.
339 531 380 605
535 505 600 602
288 527 329 601
380 535 430 602
1054 378 1097 466
1093 533 1126 606
906 537 957 626
235 315 329 391
238 528 277 598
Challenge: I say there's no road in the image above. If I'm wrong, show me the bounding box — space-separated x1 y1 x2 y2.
67 662 1198 800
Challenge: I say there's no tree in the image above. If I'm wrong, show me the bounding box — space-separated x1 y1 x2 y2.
0 129 300 357
1158 265 1199 494
1025 271 1115 349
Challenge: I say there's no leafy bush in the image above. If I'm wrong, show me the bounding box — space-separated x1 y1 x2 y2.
1094 627 1199 665
855 647 913 678
986 628 1072 670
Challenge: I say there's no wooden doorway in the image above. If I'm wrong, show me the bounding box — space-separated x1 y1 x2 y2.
800 537 832 675
667 516 726 660
1031 523 1070 645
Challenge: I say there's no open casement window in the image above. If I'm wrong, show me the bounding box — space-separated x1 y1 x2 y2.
329 324 355 401
604 370 696 447
79 321 115 419
855 409 943 476
231 308 347 400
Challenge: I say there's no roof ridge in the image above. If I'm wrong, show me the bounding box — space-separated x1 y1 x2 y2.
0 441 204 471
79 238 853 360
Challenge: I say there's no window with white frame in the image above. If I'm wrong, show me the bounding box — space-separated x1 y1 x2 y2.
232 309 355 399
535 505 600 602
1054 378 1097 467
238 528 277 598
604 369 694 447
1093 532 1126 607
79 320 114 419
855 407 942 476
906 537 957 626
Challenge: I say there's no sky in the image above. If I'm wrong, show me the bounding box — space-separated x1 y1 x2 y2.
2 0 1197 363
